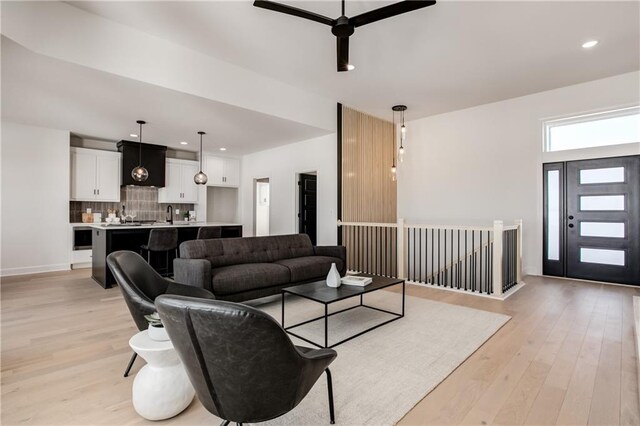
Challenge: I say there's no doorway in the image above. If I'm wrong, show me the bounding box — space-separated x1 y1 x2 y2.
254 178 270 237
298 173 317 245
543 155 639 285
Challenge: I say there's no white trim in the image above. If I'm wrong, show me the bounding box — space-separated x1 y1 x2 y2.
0 263 71 277
338 221 397 228
405 224 494 231
406 280 526 301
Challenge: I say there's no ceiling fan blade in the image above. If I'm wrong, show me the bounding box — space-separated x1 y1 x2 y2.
349 0 436 28
253 0 335 26
337 37 350 72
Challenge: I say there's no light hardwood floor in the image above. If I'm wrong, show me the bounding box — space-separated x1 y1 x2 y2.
1 271 638 425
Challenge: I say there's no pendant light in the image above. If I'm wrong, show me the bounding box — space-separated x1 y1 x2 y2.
391 110 397 181
392 105 407 163
131 120 149 182
194 131 208 185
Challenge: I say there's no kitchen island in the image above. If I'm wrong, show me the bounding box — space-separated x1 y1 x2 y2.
91 222 242 288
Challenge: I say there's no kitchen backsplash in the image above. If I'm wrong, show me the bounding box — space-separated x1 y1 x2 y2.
70 186 195 222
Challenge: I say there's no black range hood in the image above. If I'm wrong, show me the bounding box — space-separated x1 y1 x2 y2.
117 140 167 187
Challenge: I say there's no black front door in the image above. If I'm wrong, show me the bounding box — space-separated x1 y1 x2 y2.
544 155 640 285
298 173 317 245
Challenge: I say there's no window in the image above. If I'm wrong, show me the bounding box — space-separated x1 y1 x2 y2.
544 107 640 152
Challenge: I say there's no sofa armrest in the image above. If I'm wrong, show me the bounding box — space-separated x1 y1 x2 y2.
173 258 212 291
314 245 347 275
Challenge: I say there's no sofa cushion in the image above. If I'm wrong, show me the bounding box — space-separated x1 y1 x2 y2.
180 234 314 268
274 256 344 283
211 263 291 295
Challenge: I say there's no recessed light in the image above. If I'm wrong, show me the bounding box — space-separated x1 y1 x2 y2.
130 133 138 138
219 147 227 151
347 64 355 71
180 141 188 145
582 40 599 49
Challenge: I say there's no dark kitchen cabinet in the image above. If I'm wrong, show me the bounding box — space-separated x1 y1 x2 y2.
117 141 167 187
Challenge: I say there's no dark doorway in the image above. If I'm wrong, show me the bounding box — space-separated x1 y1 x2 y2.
544 155 640 285
298 173 317 245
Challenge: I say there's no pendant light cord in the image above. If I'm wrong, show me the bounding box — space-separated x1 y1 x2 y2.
199 133 203 170
138 122 143 165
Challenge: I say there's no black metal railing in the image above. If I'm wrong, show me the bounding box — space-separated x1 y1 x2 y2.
502 228 518 293
405 226 495 295
338 220 521 298
340 222 398 277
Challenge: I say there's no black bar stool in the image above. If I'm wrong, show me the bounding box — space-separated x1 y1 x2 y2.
141 228 178 277
197 226 222 239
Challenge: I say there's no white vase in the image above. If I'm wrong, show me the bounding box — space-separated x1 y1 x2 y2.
326 263 341 288
148 324 169 341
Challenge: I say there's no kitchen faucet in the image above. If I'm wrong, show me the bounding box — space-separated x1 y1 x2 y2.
166 205 173 225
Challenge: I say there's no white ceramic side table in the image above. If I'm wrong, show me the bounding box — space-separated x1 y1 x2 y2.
129 330 195 420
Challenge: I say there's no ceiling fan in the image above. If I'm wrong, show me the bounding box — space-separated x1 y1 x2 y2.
253 0 436 72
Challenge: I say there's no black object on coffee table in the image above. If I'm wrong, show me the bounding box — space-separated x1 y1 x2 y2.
281 275 405 348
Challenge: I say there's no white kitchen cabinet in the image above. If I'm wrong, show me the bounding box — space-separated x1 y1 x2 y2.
158 158 199 204
70 147 121 202
205 155 240 187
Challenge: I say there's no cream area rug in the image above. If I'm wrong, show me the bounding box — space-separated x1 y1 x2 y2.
240 289 511 426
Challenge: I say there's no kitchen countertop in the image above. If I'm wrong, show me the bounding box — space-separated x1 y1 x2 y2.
87 222 242 230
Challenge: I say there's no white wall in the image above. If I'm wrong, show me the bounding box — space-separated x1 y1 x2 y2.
240 134 337 245
397 71 640 276
1 122 71 276
206 186 239 223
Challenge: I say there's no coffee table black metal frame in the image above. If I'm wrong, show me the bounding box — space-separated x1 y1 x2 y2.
281 276 405 349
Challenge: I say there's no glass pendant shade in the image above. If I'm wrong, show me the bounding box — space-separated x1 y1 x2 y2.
132 165 149 182
194 171 208 185
194 131 208 185
392 105 408 170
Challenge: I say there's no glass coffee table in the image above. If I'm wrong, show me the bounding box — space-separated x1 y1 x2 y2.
281 275 405 348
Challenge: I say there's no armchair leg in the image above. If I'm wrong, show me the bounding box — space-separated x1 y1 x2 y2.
325 368 335 424
220 421 230 426
124 352 137 377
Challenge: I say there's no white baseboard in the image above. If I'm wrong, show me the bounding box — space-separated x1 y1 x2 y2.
0 263 71 277
406 280 526 301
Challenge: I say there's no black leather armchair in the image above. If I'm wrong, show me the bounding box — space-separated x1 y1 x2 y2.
155 295 338 425
106 251 215 377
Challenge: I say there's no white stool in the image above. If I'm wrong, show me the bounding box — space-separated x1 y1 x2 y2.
128 330 195 420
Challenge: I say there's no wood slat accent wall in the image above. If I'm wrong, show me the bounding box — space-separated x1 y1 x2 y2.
341 105 397 223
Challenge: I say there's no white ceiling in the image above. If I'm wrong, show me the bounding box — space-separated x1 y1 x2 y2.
68 0 640 121
0 37 328 154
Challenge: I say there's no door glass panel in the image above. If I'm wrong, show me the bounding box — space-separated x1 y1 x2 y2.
580 247 625 266
580 167 625 184
580 222 625 238
580 195 625 211
547 170 560 260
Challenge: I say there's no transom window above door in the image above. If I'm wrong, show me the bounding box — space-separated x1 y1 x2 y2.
544 106 640 152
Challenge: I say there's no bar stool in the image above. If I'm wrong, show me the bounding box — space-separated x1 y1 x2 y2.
141 228 178 277
197 226 222 240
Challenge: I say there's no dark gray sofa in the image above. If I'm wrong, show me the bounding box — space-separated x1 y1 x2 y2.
174 234 346 302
